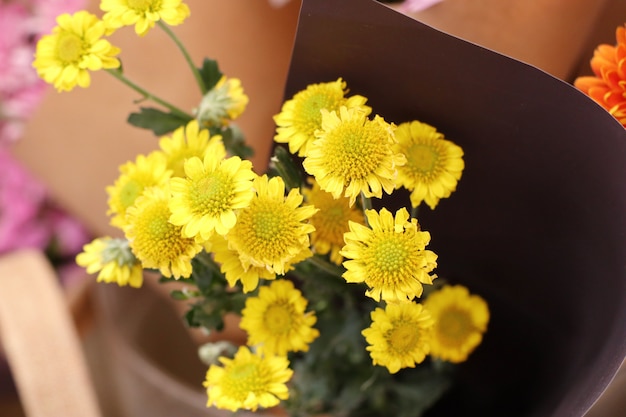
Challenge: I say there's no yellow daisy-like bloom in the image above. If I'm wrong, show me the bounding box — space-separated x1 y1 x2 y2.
157 119 225 178
361 302 433 374
226 175 317 275
33 11 120 92
209 234 276 293
204 346 292 412
424 285 490 363
274 78 371 157
195 76 249 128
340 207 437 303
124 185 203 278
393 121 464 210
100 0 190 36
303 106 405 207
76 237 143 287
240 280 319 356
168 154 256 241
106 152 171 229
302 177 365 265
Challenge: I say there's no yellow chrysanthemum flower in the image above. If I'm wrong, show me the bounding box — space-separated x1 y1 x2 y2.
393 121 464 210
361 302 433 374
340 208 438 303
76 237 143 287
424 285 489 363
195 76 249 127
32 11 120 92
209 234 276 293
168 154 256 241
106 152 171 229
124 185 203 278
303 106 405 207
204 346 293 412
100 0 190 36
273 78 371 157
226 175 317 276
240 280 319 356
302 177 365 265
157 119 225 178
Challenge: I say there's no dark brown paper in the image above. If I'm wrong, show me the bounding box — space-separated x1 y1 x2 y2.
284 1 626 416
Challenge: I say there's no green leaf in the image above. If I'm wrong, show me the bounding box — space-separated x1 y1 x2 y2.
170 290 188 300
127 107 192 135
268 145 304 191
220 124 254 159
184 300 226 331
198 58 223 91
170 288 200 300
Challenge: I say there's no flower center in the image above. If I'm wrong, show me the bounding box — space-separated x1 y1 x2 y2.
224 362 262 400
316 205 348 239
56 32 84 63
263 304 292 334
371 236 410 275
251 203 286 241
406 142 445 180
388 321 420 353
437 308 472 346
148 215 170 239
294 90 342 137
127 0 155 11
132 199 192 259
191 172 233 215
325 119 387 181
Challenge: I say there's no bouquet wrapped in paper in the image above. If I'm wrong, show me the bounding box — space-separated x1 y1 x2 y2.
32 0 626 416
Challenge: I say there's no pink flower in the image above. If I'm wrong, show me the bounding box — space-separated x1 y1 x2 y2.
0 148 50 253
44 205 91 258
0 0 85 144
0 2 43 144
267 0 292 7
30 0 87 35
399 0 444 13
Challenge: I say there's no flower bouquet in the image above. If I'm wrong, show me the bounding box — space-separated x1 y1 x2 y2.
33 0 626 416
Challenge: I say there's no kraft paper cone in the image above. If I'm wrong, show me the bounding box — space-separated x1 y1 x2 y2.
283 0 626 416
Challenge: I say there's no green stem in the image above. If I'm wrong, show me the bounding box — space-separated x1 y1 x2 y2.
157 21 207 94
195 250 222 275
106 68 192 119
411 203 421 220
304 255 345 278
360 192 372 226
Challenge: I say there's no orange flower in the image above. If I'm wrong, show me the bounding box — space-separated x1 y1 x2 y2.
574 24 626 128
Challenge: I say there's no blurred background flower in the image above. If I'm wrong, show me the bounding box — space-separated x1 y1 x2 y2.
0 0 91 270
0 0 86 144
574 24 626 128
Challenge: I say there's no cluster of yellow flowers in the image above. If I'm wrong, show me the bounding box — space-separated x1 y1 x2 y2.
32 0 189 91
34 1 490 414
271 76 489 370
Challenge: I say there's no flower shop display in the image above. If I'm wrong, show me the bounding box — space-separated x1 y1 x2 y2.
32 0 626 416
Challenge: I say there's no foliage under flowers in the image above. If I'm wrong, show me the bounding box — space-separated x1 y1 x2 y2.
38 2 492 416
